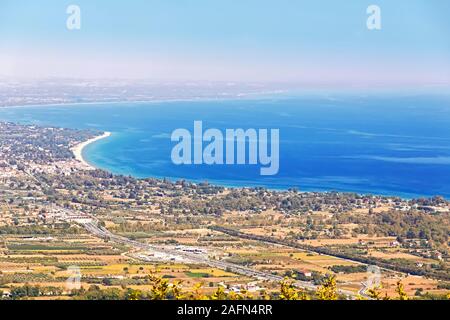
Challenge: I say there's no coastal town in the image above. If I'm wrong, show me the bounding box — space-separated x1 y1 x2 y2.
0 121 449 300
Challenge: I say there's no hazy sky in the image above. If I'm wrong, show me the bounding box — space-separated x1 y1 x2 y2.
1 0 449 86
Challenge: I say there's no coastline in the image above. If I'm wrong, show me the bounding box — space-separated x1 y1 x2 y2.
71 132 112 169
0 91 288 110
1 102 447 200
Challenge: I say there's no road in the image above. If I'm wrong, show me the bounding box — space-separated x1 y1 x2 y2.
82 220 290 283
77 218 360 298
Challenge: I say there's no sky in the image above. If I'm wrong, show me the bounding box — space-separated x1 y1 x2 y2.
0 0 449 86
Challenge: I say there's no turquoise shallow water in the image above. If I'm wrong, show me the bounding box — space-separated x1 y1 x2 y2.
1 95 450 198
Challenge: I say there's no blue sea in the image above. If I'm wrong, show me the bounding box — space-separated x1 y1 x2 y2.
1 94 450 198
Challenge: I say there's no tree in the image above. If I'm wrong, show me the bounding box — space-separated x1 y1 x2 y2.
102 278 113 286
396 281 408 300
316 275 338 300
279 278 309 300
367 286 389 300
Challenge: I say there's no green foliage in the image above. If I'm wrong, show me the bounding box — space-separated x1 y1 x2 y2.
9 285 63 299
316 275 338 300
278 278 309 300
330 265 367 274
185 272 210 278
396 281 408 300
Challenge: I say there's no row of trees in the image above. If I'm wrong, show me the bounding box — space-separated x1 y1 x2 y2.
6 285 63 299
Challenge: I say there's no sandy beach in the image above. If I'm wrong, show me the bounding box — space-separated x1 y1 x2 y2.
71 132 111 169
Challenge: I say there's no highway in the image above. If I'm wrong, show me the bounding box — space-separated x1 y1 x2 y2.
82 220 288 283
78 219 359 298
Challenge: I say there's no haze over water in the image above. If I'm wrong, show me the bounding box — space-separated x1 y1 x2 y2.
1 94 450 198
